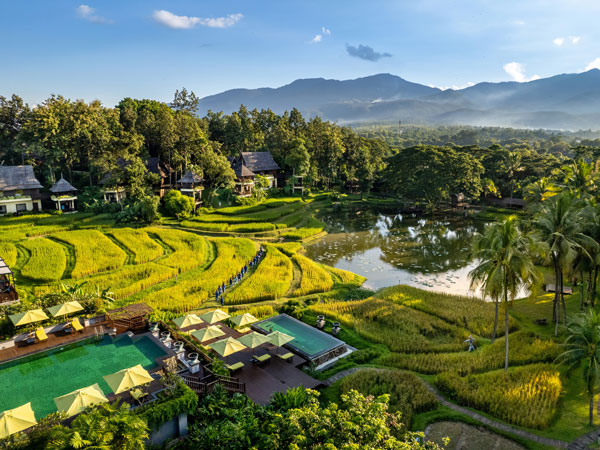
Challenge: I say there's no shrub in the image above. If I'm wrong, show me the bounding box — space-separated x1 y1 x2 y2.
52 230 127 278
436 364 561 429
227 245 293 304
163 190 195 217
348 348 382 364
19 238 67 282
109 228 163 263
339 369 437 428
293 254 334 296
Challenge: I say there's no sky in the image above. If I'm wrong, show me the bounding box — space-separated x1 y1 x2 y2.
2 0 600 106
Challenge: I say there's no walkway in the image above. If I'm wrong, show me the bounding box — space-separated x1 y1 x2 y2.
324 367 570 449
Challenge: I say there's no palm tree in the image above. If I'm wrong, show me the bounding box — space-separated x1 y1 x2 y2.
470 216 541 370
556 309 600 426
535 193 590 335
502 151 523 199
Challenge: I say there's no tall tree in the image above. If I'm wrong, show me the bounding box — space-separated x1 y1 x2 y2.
170 87 199 113
469 216 541 370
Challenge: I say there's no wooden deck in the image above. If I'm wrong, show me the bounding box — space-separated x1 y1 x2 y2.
0 324 107 364
182 321 323 404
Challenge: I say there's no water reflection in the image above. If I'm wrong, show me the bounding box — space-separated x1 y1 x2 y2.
305 205 487 296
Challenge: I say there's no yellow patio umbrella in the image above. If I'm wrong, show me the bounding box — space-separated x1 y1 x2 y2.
9 309 48 327
47 301 84 318
209 337 247 360
0 403 37 439
237 331 270 349
103 364 154 394
54 383 108 417
267 331 295 353
191 325 225 343
230 313 258 328
200 309 230 324
173 314 204 329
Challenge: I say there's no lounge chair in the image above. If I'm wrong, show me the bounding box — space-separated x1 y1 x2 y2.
278 352 294 363
71 319 84 333
226 361 244 373
35 327 48 342
252 354 271 365
130 387 149 405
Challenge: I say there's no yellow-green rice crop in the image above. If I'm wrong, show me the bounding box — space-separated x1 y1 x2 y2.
145 227 208 272
143 238 256 312
52 230 127 278
309 298 468 353
0 242 17 267
293 254 333 296
109 228 163 263
436 364 561 429
19 238 67 282
323 265 364 284
380 331 560 375
227 245 293 304
272 242 302 256
376 285 517 338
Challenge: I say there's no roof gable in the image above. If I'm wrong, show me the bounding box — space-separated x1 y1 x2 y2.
178 171 203 184
0 166 43 191
50 177 77 194
241 152 280 172
230 158 255 178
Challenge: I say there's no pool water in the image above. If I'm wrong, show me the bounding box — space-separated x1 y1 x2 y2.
255 314 343 358
0 335 166 418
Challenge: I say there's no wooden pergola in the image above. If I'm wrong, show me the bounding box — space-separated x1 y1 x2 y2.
106 303 153 333
0 256 18 304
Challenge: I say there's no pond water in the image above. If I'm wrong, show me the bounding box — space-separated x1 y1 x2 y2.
305 204 487 296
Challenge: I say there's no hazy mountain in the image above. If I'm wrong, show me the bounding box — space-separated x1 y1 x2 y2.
197 70 600 130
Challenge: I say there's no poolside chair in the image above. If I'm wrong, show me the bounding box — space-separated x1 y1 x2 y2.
130 387 149 405
225 361 244 373
252 354 271 365
278 352 294 363
35 327 48 343
71 319 84 333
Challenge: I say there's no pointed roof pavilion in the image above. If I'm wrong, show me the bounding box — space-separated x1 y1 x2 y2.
49 177 77 194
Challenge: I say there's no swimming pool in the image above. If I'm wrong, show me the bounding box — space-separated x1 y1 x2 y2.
253 314 346 364
0 334 167 418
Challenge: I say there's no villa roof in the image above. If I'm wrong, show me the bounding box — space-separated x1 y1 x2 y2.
230 158 255 178
49 177 77 194
241 152 280 172
178 171 202 184
0 165 43 191
146 157 174 178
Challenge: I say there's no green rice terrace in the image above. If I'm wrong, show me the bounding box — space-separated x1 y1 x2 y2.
0 197 596 449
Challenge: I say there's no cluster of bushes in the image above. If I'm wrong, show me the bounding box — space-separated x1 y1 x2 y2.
436 364 562 429
339 369 438 428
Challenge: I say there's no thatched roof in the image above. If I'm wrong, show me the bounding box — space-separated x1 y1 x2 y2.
178 171 202 184
0 165 43 191
241 152 280 172
146 157 173 178
50 177 77 194
230 158 255 178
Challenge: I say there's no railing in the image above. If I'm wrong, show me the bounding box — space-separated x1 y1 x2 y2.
180 373 245 395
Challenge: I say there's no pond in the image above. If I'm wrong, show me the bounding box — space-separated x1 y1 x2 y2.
305 204 487 296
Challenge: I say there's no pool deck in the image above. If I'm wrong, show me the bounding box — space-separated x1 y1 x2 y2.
0 324 108 364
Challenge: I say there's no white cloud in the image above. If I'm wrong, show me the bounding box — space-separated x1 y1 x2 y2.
428 81 475 91
77 4 111 24
585 57 600 71
311 34 322 43
322 27 331 35
503 62 540 82
513 19 526 26
152 10 243 29
570 35 581 44
553 36 581 47
310 27 331 44
553 37 565 46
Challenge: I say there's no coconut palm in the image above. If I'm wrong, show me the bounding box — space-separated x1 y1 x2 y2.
535 193 590 335
556 309 600 425
470 216 541 370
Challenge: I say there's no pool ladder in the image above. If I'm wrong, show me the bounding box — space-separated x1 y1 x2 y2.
93 326 102 342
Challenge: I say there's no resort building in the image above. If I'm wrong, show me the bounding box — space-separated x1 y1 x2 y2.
230 157 256 197
146 157 174 198
49 177 78 212
0 165 43 215
177 170 203 206
0 256 19 305
240 151 280 188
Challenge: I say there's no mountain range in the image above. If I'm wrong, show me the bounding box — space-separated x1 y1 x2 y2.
197 70 600 130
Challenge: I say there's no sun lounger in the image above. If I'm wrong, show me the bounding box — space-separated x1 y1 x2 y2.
226 361 244 373
71 319 84 332
252 354 271 365
35 327 48 342
130 387 149 405
278 352 294 363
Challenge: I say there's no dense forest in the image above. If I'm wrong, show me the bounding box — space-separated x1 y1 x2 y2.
0 91 594 213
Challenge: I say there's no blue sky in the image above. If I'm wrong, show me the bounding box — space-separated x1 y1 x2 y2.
2 0 600 106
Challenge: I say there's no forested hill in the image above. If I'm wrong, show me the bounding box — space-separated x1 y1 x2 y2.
197 70 600 130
